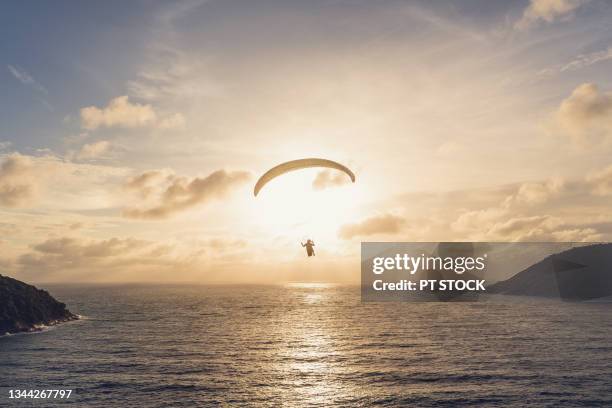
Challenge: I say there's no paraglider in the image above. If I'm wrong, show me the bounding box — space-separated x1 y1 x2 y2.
254 158 355 257
253 158 355 196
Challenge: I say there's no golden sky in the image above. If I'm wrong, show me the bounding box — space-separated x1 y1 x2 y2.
2 0 612 283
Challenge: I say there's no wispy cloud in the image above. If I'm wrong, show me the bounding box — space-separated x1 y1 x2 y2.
559 47 612 72
7 65 52 110
540 47 612 76
7 65 47 93
127 48 224 102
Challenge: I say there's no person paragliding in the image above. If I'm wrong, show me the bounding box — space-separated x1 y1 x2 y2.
253 158 355 258
301 239 315 257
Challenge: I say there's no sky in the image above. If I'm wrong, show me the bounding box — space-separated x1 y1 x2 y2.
1 0 612 283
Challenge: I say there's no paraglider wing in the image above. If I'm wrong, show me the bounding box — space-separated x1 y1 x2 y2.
254 158 355 196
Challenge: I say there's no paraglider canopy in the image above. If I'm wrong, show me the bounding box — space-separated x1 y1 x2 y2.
253 158 355 196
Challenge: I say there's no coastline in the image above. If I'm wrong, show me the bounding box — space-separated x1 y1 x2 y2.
1 274 79 337
1 314 81 338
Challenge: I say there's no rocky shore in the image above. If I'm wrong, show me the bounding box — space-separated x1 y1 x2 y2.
0 274 77 335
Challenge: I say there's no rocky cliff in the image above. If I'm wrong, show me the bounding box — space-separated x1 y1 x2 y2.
0 274 77 335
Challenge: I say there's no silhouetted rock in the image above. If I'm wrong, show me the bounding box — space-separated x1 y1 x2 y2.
0 275 77 335
488 243 612 300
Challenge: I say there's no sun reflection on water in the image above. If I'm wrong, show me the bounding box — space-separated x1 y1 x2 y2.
273 283 353 405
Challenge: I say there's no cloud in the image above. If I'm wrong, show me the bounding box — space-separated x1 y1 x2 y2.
80 95 185 131
123 169 251 219
503 178 565 206
488 215 555 238
69 222 84 230
338 213 405 239
0 151 131 211
158 112 186 129
452 207 509 235
124 169 173 198
33 236 146 258
561 48 612 72
127 47 224 102
452 206 601 242
17 236 175 275
8 65 36 85
11 234 249 282
7 65 47 94
542 47 612 75
450 180 568 237
448 167 612 241
552 83 612 143
312 170 351 191
8 65 51 110
0 154 37 207
195 238 247 255
74 140 111 160
80 96 156 130
515 0 587 30
587 164 612 195
487 215 599 242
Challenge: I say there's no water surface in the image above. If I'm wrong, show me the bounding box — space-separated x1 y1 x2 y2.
1 284 611 406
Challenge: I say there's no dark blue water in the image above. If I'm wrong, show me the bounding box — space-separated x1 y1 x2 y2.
1 284 612 407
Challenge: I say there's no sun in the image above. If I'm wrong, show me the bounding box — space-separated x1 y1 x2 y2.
249 168 364 244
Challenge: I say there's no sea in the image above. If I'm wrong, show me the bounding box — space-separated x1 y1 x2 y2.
1 284 611 407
